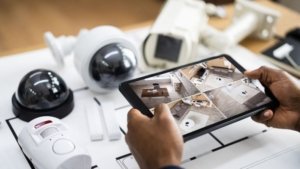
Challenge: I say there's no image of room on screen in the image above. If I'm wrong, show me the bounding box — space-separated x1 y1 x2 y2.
165 93 226 134
129 71 200 109
204 78 272 118
179 57 245 92
129 56 247 109
149 78 271 135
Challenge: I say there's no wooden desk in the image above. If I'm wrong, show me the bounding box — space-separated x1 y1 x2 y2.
141 88 169 97
0 0 299 56
0 0 163 57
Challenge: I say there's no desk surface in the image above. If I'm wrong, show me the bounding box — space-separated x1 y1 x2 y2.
1 28 300 168
1 2 300 169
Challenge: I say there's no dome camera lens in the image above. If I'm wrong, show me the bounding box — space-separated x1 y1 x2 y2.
89 43 137 89
12 69 74 122
16 69 69 110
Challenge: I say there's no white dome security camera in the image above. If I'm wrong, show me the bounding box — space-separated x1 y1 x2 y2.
45 26 138 93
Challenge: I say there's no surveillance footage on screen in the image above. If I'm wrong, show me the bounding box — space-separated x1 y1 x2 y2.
129 57 271 134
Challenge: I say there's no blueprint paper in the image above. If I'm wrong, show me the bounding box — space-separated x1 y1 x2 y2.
0 27 299 169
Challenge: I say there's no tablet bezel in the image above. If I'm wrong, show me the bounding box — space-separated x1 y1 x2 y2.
119 54 278 141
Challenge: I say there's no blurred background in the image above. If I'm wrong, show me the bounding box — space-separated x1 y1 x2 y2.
0 0 299 57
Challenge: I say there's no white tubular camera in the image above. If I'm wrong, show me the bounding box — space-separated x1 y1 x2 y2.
45 26 138 93
203 0 280 51
18 116 92 169
143 0 208 68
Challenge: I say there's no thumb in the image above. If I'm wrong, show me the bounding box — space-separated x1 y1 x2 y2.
127 108 148 126
153 104 173 122
244 66 280 87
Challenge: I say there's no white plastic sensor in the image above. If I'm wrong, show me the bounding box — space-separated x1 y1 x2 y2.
99 100 122 141
203 0 280 51
18 116 92 169
273 43 299 69
143 0 208 68
273 43 294 60
84 99 104 141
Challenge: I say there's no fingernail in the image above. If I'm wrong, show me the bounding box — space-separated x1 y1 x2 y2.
263 110 271 117
244 70 251 73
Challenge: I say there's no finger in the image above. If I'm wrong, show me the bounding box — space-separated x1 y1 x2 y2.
125 133 130 144
127 108 148 129
244 66 282 87
252 109 274 124
127 108 147 122
153 103 173 121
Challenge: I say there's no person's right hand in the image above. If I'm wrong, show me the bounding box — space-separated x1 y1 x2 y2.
245 66 300 131
125 104 183 169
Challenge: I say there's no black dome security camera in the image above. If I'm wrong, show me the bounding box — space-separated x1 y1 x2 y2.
12 69 74 122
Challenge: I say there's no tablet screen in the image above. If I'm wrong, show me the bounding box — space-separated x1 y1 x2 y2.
127 56 272 135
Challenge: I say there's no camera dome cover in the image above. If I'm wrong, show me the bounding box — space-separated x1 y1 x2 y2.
89 43 137 89
12 69 74 122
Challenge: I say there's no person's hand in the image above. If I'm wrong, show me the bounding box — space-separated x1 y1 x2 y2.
126 104 183 169
245 66 300 131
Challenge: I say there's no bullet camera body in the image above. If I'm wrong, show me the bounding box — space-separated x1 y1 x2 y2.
45 26 138 93
143 0 207 68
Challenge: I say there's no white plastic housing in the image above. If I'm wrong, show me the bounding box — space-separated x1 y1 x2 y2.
44 32 77 67
232 0 280 40
203 0 280 51
73 26 139 93
143 0 207 68
18 116 92 169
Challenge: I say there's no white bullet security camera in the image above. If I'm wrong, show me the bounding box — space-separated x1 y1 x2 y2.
18 116 92 169
143 0 208 68
143 0 280 69
45 26 138 93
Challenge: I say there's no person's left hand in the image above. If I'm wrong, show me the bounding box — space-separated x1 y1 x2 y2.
126 104 183 169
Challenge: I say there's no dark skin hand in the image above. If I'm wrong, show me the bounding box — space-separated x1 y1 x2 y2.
126 104 183 169
245 66 300 131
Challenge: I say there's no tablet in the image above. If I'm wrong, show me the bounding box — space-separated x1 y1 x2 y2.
119 54 278 141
